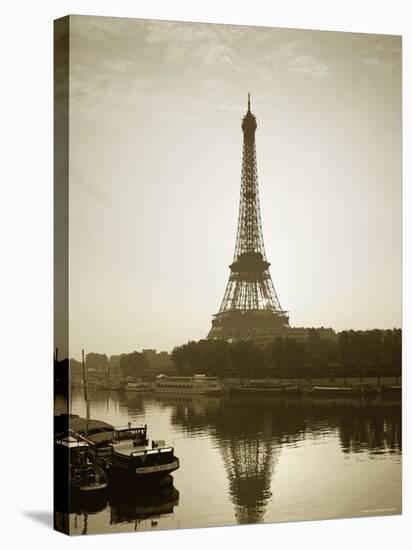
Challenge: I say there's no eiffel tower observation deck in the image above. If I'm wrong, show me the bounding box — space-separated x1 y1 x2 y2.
208 95 289 341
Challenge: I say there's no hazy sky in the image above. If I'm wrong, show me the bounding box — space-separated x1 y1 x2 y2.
67 15 401 358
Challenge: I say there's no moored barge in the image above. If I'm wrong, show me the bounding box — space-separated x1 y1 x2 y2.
308 385 379 397
55 414 180 486
124 381 153 392
55 429 108 494
109 423 180 484
230 380 302 396
381 385 402 399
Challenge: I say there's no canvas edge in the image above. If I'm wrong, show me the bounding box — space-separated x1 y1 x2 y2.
53 14 71 536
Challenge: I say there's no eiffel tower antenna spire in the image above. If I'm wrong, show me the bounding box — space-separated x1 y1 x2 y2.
208 97 289 341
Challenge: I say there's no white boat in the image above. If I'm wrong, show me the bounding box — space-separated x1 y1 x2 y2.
155 374 223 395
124 381 152 392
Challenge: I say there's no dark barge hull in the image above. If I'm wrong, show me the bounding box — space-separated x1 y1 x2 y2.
109 461 179 485
70 480 108 493
230 386 302 396
381 386 402 399
309 387 378 397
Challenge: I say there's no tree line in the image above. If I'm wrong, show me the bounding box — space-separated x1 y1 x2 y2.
62 329 401 380
68 351 150 379
171 329 402 378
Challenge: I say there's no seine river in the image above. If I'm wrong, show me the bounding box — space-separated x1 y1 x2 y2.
55 389 401 535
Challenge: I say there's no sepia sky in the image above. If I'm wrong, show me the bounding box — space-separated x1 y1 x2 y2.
67 15 401 359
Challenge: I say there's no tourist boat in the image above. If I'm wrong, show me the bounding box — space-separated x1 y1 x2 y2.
124 381 152 392
109 423 180 484
155 374 223 395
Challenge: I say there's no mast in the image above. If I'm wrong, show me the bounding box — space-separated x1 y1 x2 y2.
81 349 90 440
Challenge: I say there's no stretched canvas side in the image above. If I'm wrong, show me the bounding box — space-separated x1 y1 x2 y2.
54 15 70 536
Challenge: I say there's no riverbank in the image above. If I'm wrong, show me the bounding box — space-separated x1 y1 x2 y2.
222 375 400 389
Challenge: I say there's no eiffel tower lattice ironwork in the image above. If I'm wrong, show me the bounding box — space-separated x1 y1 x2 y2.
208 95 289 341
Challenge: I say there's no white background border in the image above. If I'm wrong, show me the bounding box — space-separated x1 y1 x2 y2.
0 1 410 548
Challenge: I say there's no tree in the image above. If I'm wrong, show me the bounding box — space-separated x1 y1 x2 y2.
306 329 328 370
364 329 383 369
85 352 108 371
171 340 230 375
382 329 401 369
229 341 264 377
119 351 149 379
266 338 306 373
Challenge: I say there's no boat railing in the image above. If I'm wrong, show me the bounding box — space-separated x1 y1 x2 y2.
130 447 173 457
113 424 147 432
112 427 147 442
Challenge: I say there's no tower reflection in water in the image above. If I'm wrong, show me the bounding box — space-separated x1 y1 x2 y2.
166 394 401 525
60 390 401 532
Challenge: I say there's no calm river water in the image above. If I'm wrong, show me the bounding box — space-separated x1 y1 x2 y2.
55 389 401 535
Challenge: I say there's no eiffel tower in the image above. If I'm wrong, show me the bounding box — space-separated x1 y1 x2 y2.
208 95 289 341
